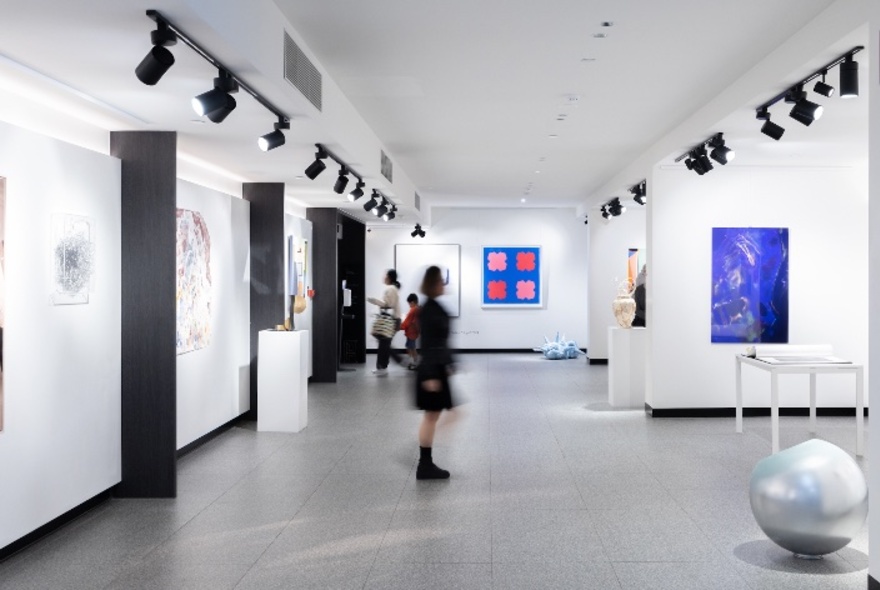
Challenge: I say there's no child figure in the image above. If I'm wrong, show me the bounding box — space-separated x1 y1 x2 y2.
401 293 421 369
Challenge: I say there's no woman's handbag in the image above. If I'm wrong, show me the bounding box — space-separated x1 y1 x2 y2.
371 312 397 339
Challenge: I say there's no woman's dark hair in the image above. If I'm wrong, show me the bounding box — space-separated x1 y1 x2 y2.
406 293 419 305
386 268 400 289
420 265 443 297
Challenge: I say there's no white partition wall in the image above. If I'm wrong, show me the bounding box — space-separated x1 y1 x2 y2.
0 121 121 549
176 181 250 449
647 164 868 410
587 207 646 359
364 208 588 350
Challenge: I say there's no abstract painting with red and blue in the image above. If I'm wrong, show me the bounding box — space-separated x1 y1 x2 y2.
482 246 542 308
711 227 788 343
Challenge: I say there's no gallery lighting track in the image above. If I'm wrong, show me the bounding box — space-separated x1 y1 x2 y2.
755 46 862 141
600 197 625 220
362 189 397 222
303 143 382 205
674 133 735 176
135 9 291 151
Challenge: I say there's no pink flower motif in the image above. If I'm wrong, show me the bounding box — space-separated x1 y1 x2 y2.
488 280 507 300
516 251 536 272
516 280 536 300
487 251 507 272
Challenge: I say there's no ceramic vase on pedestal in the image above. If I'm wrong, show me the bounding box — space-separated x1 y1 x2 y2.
612 281 636 328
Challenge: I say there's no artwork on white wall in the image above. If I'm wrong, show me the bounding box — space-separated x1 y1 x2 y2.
50 213 95 305
394 244 460 317
176 208 212 354
482 246 542 308
288 234 309 324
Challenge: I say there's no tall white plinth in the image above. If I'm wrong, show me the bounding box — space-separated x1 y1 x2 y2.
258 329 309 432
608 327 646 408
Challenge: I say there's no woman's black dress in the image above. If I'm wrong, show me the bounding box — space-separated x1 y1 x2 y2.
415 298 455 411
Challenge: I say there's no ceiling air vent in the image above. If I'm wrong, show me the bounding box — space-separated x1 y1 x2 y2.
283 32 322 111
380 150 393 183
414 192 421 212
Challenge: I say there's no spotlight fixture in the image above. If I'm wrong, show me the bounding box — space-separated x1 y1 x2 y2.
334 167 350 194
754 46 861 139
363 193 379 213
135 20 177 85
305 146 329 179
382 206 397 221
137 11 291 149
813 71 835 97
839 54 859 98
257 117 289 151
601 197 625 219
629 180 647 205
786 86 823 127
374 198 388 217
708 133 735 165
192 69 238 123
676 133 735 174
348 180 365 202
411 224 426 238
584 216 589 225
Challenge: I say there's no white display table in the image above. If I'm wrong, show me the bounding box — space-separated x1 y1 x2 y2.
608 327 646 408
258 329 309 432
735 353 864 456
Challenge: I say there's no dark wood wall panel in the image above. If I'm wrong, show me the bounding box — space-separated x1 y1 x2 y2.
243 183 286 419
306 208 339 382
338 216 366 364
110 131 177 498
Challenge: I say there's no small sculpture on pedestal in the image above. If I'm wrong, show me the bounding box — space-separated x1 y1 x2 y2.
611 280 636 328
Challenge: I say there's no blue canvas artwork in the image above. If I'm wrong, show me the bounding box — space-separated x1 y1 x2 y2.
711 228 788 343
482 246 541 307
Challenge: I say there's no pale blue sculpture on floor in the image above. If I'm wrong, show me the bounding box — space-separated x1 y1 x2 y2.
749 439 867 558
536 333 583 360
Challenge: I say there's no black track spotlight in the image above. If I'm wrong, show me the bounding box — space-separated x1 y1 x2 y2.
787 87 823 127
348 181 365 202
696 146 713 173
708 133 735 165
601 210 611 220
411 224 425 238
333 167 350 194
363 193 379 213
135 21 177 85
756 108 784 141
840 54 859 98
257 117 289 152
305 146 329 179
382 206 397 221
813 71 835 97
630 181 647 205
192 70 238 123
374 199 388 217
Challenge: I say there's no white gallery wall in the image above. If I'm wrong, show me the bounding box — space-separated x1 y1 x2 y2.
587 207 646 359
0 121 121 548
365 207 588 350
647 164 868 409
176 181 250 449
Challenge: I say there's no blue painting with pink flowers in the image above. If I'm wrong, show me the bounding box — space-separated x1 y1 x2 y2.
481 246 542 307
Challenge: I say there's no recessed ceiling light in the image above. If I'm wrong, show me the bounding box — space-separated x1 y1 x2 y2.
535 170 541 174
593 33 607 39
549 134 559 139
601 21 614 27
521 198 526 203
581 57 597 62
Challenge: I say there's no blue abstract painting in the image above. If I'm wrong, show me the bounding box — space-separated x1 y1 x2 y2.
482 246 541 307
711 228 788 343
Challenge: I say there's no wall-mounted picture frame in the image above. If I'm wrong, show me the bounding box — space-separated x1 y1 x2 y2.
481 246 542 308
394 243 460 317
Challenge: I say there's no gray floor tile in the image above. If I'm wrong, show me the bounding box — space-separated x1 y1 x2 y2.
492 509 606 563
365 563 493 590
377 509 492 563
613 561 750 590
235 556 374 590
492 561 621 589
105 561 250 590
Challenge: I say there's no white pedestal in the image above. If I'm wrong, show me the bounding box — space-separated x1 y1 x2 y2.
608 327 646 408
258 329 309 432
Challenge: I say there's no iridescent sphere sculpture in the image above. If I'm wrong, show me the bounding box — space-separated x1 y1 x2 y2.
749 439 867 558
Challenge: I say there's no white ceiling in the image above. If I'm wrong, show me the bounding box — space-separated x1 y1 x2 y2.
0 0 868 224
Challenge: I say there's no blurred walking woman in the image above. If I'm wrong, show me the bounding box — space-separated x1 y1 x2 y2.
368 269 401 375
415 265 456 480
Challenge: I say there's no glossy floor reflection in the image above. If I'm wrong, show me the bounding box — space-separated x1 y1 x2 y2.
0 354 870 589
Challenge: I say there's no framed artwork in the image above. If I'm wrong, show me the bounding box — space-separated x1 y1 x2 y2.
176 208 212 354
394 244 460 317
482 246 542 308
50 213 95 305
711 227 788 343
